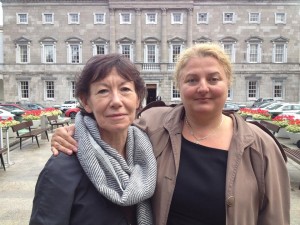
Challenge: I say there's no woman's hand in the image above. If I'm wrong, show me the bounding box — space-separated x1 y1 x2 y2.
51 125 77 156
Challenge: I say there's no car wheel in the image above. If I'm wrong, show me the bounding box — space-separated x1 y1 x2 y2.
69 112 77 119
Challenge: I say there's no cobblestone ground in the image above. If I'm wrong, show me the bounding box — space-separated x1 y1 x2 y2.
0 134 299 225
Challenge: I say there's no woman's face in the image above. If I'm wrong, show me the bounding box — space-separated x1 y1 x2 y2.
179 56 229 115
83 67 139 135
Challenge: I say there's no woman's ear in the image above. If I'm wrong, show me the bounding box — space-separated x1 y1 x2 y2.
80 96 93 113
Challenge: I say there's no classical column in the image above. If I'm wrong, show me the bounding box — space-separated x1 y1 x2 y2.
187 8 193 47
109 9 116 53
161 8 167 65
135 8 142 63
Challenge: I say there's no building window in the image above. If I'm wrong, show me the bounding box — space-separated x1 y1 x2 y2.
120 44 132 60
249 12 260 24
120 13 131 24
41 44 56 63
94 44 105 55
42 13 54 24
45 81 55 99
227 89 232 99
145 44 157 63
223 43 236 63
275 12 286 24
272 43 287 63
170 44 182 63
171 12 183 24
68 13 80 24
94 13 106 24
223 12 235 23
66 41 82 64
273 80 284 99
172 82 180 100
246 43 262 63
17 13 28 24
16 44 30 63
247 80 258 99
71 81 76 99
146 13 157 24
19 81 29 99
197 12 208 24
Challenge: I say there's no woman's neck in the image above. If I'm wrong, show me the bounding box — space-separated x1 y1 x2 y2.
100 130 128 158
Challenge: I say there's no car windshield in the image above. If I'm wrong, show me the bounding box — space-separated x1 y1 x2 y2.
266 103 283 110
64 101 76 104
19 104 34 110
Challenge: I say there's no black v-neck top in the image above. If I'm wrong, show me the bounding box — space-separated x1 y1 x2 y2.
167 136 228 225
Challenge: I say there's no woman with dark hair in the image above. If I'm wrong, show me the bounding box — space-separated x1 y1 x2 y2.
29 54 157 225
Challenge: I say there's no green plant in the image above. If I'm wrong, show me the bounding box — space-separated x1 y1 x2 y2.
285 125 300 133
0 117 20 128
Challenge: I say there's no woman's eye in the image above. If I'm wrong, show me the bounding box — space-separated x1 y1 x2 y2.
121 87 132 92
97 89 109 95
209 77 220 83
186 78 197 84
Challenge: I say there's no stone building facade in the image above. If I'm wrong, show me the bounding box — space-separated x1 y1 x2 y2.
0 0 299 107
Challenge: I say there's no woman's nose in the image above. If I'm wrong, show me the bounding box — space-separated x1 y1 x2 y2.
196 80 209 93
110 91 122 107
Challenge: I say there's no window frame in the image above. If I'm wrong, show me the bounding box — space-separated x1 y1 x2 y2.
18 80 30 100
197 12 208 24
16 44 30 64
120 13 132 24
42 13 54 24
70 81 76 99
44 80 55 100
222 43 236 63
275 12 286 24
169 44 183 63
171 81 181 100
247 80 259 100
16 13 28 24
144 44 158 63
272 43 287 63
249 12 261 24
68 12 80 24
246 43 262 63
145 12 157 24
119 44 133 61
223 12 235 24
41 43 56 64
272 80 285 100
94 12 106 24
67 43 82 64
171 12 183 24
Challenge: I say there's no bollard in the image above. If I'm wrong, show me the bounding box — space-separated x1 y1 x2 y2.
40 115 48 139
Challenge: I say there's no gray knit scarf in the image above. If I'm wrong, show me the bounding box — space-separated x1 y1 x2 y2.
74 112 156 225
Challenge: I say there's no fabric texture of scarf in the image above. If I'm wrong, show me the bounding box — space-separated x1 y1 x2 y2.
74 112 157 225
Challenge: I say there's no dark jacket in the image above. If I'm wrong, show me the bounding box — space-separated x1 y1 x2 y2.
29 153 130 225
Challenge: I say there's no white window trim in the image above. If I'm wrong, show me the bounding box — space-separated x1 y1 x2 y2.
145 13 157 24
171 81 181 101
67 43 82 64
16 13 28 24
70 81 76 99
272 43 287 63
169 44 183 63
18 81 30 100
275 12 286 24
144 44 158 63
16 44 30 64
42 13 54 24
68 12 80 24
248 12 261 24
171 12 183 24
246 43 262 63
222 43 236 63
223 12 235 24
92 43 108 56
40 43 56 64
93 12 106 24
197 12 209 24
44 81 55 100
272 80 285 100
119 44 134 61
247 80 259 101
119 13 132 24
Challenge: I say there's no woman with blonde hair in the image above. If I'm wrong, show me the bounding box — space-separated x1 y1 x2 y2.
51 43 290 225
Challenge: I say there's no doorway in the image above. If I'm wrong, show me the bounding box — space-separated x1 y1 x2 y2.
146 84 157 105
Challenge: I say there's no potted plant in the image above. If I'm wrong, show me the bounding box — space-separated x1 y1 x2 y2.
0 117 20 138
285 119 300 147
272 114 294 138
22 110 43 128
251 109 272 121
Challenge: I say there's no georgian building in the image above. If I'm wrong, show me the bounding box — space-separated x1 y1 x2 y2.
0 0 299 107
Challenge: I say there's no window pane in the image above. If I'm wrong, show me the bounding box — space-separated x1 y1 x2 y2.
96 45 105 55
19 14 27 23
275 44 284 62
224 44 233 59
224 13 233 22
274 81 283 98
173 13 181 22
44 14 53 23
249 13 259 22
20 81 29 98
20 45 28 63
44 45 54 63
249 44 258 62
172 45 181 63
147 13 156 22
70 13 79 23
46 81 54 99
122 45 131 59
147 45 156 63
248 81 257 98
95 13 104 23
172 83 180 98
71 81 75 98
71 45 79 63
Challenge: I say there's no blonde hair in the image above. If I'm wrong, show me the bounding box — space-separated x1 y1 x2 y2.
174 43 232 88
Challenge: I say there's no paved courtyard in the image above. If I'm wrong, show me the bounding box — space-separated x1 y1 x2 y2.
0 134 299 225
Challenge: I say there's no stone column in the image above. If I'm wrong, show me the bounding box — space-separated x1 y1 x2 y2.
161 8 167 71
135 8 142 63
109 9 116 53
187 8 193 47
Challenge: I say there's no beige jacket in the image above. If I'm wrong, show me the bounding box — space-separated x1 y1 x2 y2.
134 104 290 225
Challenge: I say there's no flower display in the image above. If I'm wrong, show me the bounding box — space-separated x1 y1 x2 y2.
285 119 300 133
272 114 295 128
238 108 271 120
41 108 63 117
0 117 20 128
22 110 43 121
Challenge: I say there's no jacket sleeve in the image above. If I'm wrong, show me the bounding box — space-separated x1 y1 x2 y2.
256 128 290 225
29 153 82 225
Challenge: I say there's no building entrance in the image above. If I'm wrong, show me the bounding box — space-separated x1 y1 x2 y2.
146 84 157 105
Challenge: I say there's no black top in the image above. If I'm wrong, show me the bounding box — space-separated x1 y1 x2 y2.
167 136 228 225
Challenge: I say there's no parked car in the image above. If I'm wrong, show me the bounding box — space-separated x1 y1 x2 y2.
21 103 46 110
0 107 16 120
251 98 274 108
64 107 80 119
0 103 31 114
60 100 79 113
280 111 300 120
223 102 240 112
268 103 300 118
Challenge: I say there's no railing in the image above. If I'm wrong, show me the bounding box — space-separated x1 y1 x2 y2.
142 63 160 71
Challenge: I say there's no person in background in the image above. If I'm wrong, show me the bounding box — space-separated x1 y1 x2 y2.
29 54 157 225
51 43 290 225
